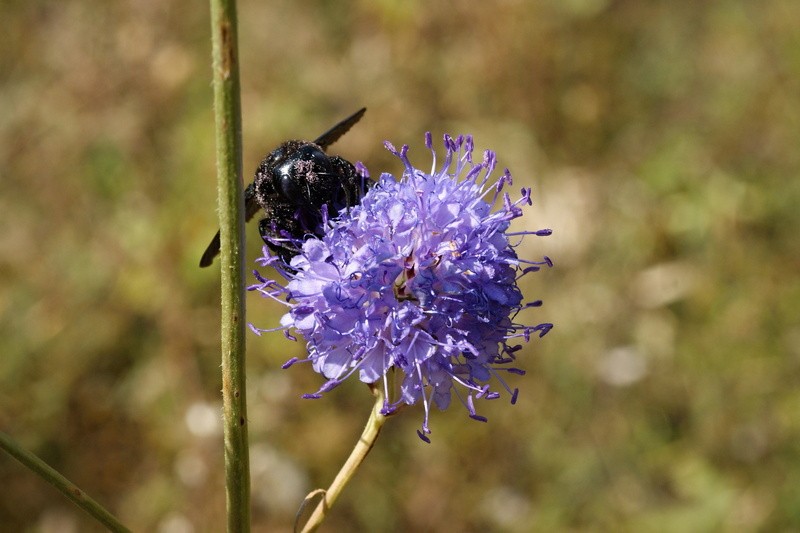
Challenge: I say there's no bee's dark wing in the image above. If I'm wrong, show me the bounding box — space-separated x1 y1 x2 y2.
198 183 261 268
314 107 366 149
198 233 220 268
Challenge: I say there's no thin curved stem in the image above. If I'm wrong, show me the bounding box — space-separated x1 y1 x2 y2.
0 430 131 533
299 387 388 533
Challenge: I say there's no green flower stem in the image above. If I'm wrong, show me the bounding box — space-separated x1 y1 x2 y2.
0 430 131 532
208 0 250 531
300 386 388 533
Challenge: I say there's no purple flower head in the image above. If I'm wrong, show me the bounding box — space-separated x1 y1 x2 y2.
249 133 553 442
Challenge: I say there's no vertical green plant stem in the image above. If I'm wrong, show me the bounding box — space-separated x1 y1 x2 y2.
209 0 250 531
299 387 388 533
0 431 131 532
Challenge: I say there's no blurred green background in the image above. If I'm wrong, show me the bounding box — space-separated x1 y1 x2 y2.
2 1 799 531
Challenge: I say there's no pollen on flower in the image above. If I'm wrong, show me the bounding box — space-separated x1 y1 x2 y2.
248 133 553 442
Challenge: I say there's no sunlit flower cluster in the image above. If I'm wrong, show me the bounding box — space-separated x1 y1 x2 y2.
250 133 552 441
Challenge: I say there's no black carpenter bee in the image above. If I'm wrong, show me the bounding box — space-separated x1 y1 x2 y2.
199 108 368 267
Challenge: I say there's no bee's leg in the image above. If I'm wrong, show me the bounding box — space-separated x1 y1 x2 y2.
258 207 302 264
